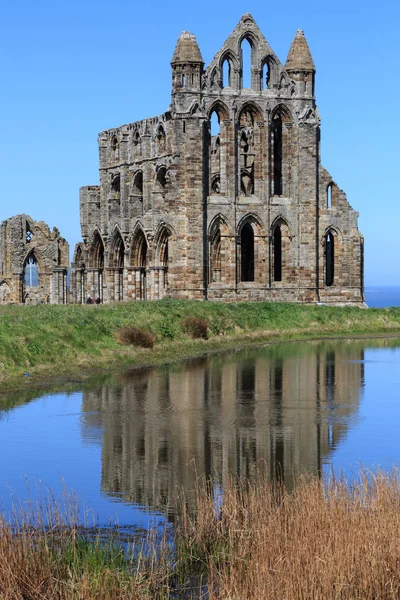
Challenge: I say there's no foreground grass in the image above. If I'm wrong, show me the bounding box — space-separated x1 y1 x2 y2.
2 470 400 599
1 299 400 388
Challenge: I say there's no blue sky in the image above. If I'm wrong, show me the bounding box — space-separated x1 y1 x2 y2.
1 0 398 285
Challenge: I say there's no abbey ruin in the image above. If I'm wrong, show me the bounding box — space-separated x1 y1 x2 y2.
0 14 364 305
0 215 69 304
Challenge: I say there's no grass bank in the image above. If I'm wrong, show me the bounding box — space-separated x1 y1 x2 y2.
1 299 400 389
2 470 400 599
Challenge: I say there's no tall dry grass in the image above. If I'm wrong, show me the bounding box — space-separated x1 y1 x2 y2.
177 470 400 599
1 471 400 598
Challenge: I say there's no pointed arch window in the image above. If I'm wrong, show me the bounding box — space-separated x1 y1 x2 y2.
156 126 166 154
222 58 232 88
132 229 148 269
132 171 143 199
241 37 252 89
241 222 254 282
24 255 39 287
110 230 125 269
133 132 142 159
210 227 222 283
111 136 119 161
273 113 283 195
210 110 222 194
327 183 333 208
261 59 270 90
325 231 334 286
273 225 282 282
156 167 168 196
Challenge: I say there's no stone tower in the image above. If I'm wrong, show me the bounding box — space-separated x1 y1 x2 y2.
71 14 364 305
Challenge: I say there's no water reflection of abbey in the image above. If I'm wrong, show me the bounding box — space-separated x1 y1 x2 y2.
81 343 364 513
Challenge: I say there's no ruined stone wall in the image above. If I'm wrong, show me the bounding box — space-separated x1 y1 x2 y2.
71 14 364 305
0 214 69 304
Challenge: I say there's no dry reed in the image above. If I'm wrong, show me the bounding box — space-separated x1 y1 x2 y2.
176 470 400 599
1 471 400 599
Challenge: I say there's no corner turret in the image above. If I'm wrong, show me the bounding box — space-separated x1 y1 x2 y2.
171 31 204 96
284 29 315 98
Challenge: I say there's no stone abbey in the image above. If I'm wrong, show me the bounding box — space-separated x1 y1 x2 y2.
0 14 364 305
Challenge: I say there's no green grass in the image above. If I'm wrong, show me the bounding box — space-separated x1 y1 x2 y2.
1 299 400 389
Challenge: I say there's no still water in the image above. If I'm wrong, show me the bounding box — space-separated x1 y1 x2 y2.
1 338 400 526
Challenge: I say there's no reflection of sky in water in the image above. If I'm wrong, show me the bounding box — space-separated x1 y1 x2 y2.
0 339 399 526
326 346 400 475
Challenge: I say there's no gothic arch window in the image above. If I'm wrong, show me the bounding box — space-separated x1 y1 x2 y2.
222 58 232 88
240 222 254 282
241 37 252 89
132 171 143 198
325 231 334 286
89 231 104 301
210 226 222 283
111 136 119 161
261 59 270 90
110 230 124 269
89 231 104 269
156 167 168 195
273 113 283 195
24 254 39 287
111 173 120 195
327 183 333 208
273 224 282 282
210 68 219 89
131 229 148 268
156 126 166 154
210 110 222 194
271 106 293 197
133 131 142 159
156 226 171 295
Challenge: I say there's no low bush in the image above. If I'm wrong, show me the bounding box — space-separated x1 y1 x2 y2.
115 326 155 349
182 316 208 339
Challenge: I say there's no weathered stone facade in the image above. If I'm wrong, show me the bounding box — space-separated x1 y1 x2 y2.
71 14 364 304
0 214 69 304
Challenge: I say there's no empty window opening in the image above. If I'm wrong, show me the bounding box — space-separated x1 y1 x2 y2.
325 232 334 286
111 137 119 160
182 121 186 133
210 111 220 137
273 226 282 282
111 173 120 194
273 114 283 195
156 127 166 154
222 59 231 88
156 167 168 194
261 60 270 90
241 222 254 282
24 256 39 287
241 37 252 89
210 68 219 89
133 132 142 158
181 73 186 87
327 183 333 208
191 72 195 85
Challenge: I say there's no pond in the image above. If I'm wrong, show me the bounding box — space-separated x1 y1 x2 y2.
1 337 400 527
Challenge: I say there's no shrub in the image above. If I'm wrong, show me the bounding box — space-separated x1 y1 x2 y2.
182 316 208 339
116 326 155 348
